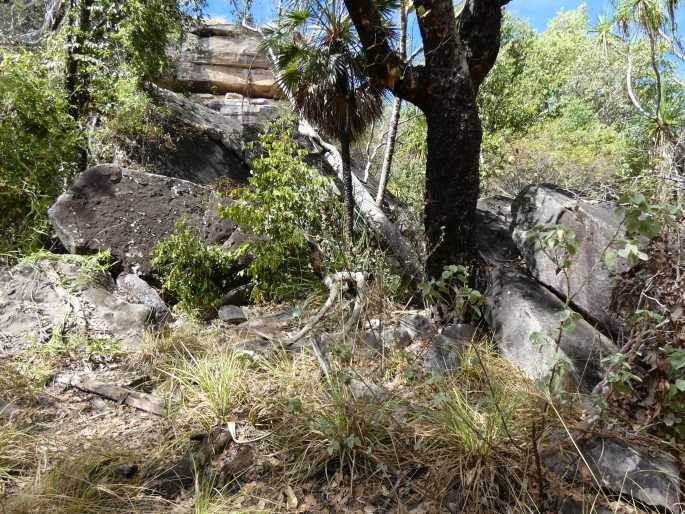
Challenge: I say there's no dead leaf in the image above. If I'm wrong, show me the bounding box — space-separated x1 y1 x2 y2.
285 485 298 510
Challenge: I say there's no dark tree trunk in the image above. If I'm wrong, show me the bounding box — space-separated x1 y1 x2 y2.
65 0 93 120
339 127 355 244
64 0 93 171
343 0 509 280
423 93 482 279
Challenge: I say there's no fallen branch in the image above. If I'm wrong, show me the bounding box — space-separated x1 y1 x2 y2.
54 374 166 416
298 121 423 283
344 270 368 332
290 272 369 344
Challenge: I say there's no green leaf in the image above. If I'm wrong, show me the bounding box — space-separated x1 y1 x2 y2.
674 379 685 392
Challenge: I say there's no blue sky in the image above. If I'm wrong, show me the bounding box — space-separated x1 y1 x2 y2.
206 1 612 31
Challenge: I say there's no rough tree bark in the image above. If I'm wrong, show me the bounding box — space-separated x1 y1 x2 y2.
344 0 510 279
340 127 355 243
64 0 93 171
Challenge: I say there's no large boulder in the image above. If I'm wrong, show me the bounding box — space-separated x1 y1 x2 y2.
484 265 617 392
511 184 629 334
476 196 520 264
48 164 236 275
125 86 283 185
160 24 277 98
547 436 682 513
0 257 152 353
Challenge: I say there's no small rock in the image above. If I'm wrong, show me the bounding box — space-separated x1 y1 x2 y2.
397 313 434 346
363 319 400 350
218 305 247 324
116 274 170 323
421 324 475 376
218 283 252 307
441 324 475 342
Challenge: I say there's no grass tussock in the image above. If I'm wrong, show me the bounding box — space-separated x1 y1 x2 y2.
3 443 169 514
170 349 249 428
0 423 36 495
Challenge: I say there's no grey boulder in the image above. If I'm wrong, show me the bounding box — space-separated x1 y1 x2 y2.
218 305 248 324
484 266 617 392
0 257 152 353
116 274 170 323
141 86 282 185
476 196 520 264
48 165 236 275
511 184 629 334
422 324 475 376
549 436 681 513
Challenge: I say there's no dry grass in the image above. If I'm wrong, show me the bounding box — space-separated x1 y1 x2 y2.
0 423 36 495
4 444 169 514
1 304 643 513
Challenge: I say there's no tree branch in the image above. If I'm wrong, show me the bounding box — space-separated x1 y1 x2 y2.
457 0 511 88
343 0 426 105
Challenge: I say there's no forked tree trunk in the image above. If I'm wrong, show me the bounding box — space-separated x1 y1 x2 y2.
344 0 508 279
339 128 355 244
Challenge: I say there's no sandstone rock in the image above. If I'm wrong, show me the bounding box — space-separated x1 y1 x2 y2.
0 257 152 353
511 184 629 334
116 274 170 323
484 266 617 392
137 86 282 185
161 24 277 98
548 436 682 513
48 165 236 275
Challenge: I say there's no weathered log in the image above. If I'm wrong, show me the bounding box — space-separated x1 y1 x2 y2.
54 374 166 416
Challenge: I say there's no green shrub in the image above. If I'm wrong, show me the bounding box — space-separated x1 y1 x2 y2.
151 225 239 314
221 117 342 302
480 120 633 197
0 51 81 259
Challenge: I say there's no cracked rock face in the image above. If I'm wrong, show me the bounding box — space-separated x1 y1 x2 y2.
548 436 682 513
48 164 236 275
484 266 617 392
0 258 152 354
511 184 631 334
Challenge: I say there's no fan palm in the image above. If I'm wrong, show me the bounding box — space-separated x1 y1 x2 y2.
262 1 387 243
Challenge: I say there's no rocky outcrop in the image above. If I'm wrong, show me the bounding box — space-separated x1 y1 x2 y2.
127 86 283 185
161 24 277 98
548 436 682 513
485 266 617 392
511 184 629 334
48 164 236 275
0 257 153 353
478 194 617 392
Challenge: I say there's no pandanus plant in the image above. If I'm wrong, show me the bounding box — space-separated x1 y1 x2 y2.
262 0 393 244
